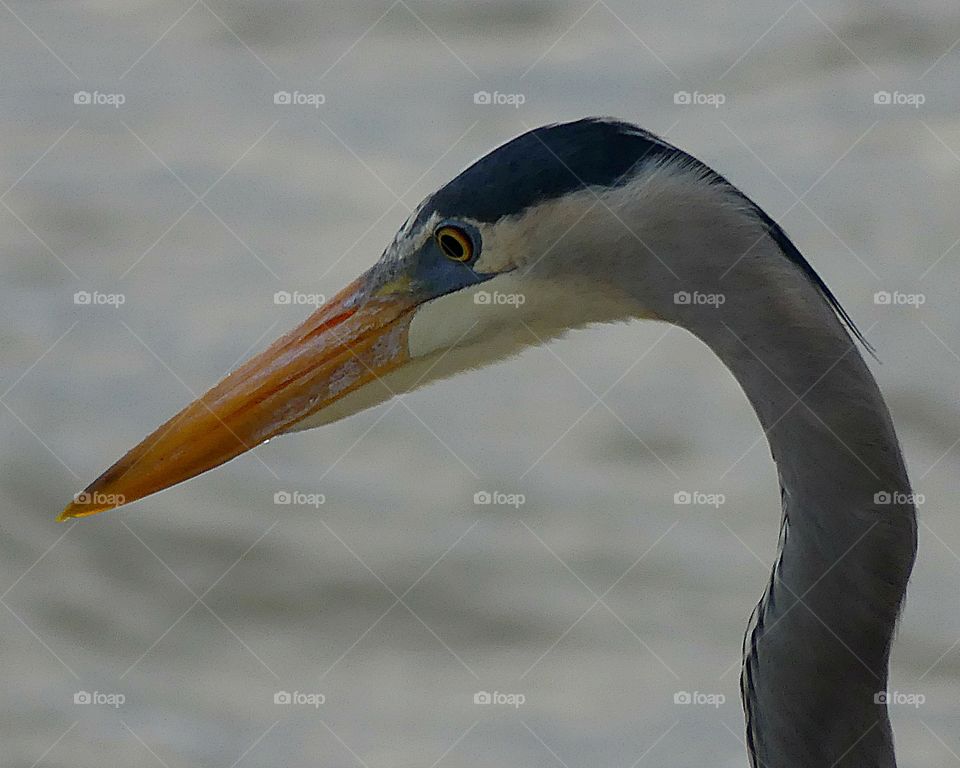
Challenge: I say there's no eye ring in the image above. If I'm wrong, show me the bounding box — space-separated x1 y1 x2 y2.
435 225 474 263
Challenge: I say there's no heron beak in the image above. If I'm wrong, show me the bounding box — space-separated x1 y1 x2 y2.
59 277 417 520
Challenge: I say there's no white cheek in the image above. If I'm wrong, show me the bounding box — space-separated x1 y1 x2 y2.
408 273 529 357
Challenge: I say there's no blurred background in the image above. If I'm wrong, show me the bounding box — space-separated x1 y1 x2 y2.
2 1 959 765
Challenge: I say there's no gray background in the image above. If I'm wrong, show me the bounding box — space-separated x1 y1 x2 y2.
2 1 959 765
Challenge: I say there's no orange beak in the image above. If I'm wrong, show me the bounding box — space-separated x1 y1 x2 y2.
59 277 417 520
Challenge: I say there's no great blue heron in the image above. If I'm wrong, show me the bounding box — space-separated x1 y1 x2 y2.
61 118 917 767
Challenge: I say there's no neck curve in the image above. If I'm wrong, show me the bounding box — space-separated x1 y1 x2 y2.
567 164 920 766
698 289 916 767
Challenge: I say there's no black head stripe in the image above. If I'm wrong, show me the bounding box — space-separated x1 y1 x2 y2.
423 118 672 224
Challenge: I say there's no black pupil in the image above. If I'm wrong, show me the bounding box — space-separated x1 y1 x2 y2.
440 232 465 260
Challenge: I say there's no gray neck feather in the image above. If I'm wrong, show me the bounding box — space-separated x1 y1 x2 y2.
700 295 916 768
536 166 918 766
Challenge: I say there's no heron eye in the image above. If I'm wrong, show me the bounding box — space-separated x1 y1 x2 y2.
435 225 473 262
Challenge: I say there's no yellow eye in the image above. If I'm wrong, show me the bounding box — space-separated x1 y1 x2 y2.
435 225 473 262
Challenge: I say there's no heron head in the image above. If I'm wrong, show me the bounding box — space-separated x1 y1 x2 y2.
61 119 689 519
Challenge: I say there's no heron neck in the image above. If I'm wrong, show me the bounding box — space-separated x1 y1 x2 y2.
684 276 916 767
518 162 918 764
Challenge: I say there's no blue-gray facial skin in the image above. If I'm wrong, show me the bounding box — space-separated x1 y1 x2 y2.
365 218 498 307
408 220 492 298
